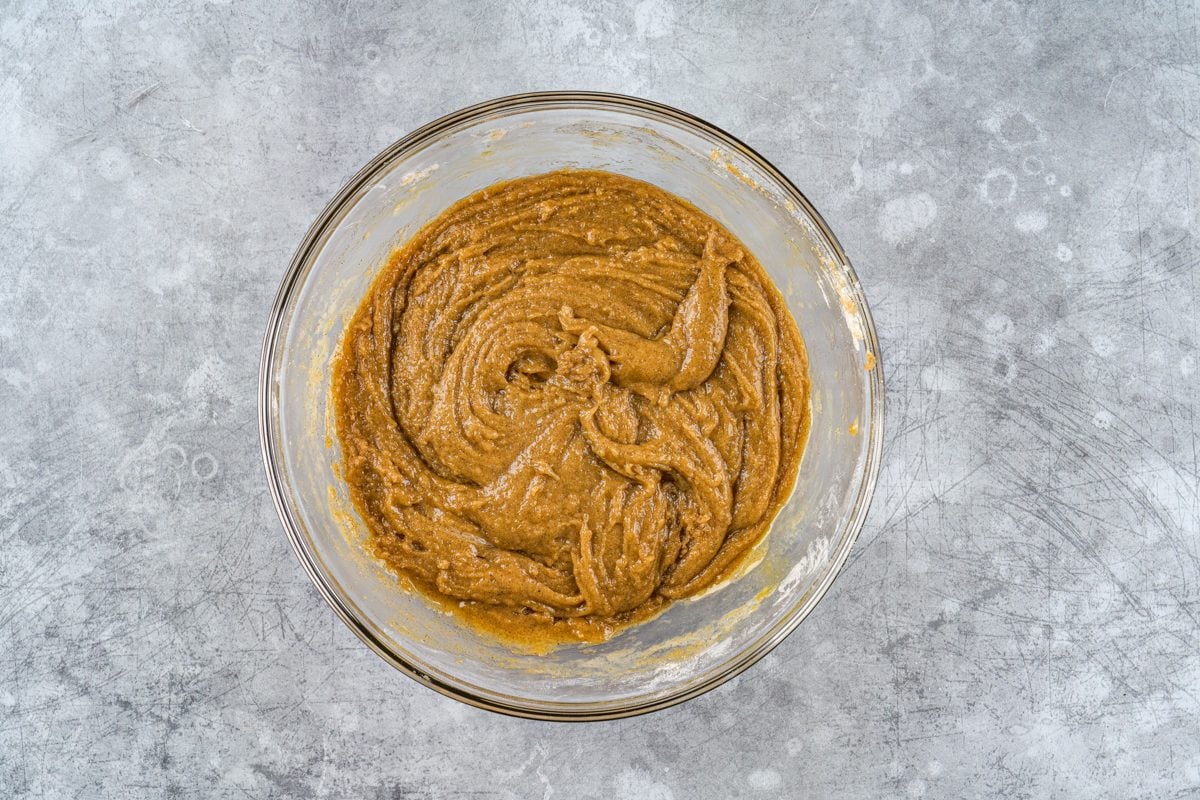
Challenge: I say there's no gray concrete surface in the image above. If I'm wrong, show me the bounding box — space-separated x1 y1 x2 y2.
3 1 1199 797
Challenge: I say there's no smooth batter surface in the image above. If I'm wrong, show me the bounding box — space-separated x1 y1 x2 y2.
333 170 809 643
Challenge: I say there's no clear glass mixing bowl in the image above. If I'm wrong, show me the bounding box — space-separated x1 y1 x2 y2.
259 92 884 720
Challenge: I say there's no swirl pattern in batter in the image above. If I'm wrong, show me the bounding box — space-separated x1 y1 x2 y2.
333 170 809 643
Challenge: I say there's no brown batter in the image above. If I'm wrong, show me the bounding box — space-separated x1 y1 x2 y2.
333 170 809 644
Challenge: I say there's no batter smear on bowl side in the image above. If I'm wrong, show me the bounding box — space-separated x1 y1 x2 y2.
333 170 810 644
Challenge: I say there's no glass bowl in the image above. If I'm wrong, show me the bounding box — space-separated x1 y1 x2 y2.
258 92 883 720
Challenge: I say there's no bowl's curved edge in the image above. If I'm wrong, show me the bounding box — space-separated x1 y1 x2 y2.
257 90 886 721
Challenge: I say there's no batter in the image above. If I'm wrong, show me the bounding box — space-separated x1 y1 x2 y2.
333 170 809 644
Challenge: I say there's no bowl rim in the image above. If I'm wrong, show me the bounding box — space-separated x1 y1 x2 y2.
258 90 885 721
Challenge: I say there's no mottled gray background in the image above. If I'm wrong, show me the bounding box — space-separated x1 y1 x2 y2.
2 0 1198 797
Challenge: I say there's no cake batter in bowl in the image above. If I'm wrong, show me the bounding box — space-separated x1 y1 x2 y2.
259 92 883 720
